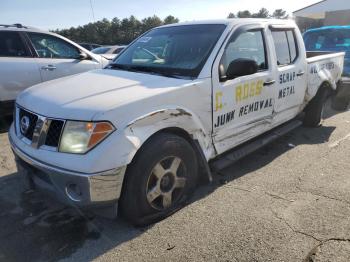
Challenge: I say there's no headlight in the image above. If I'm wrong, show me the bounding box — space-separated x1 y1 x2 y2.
59 121 115 154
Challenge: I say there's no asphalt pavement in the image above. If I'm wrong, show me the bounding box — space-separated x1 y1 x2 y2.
0 102 349 262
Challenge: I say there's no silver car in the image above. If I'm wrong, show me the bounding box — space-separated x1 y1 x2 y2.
0 24 108 116
91 45 126 61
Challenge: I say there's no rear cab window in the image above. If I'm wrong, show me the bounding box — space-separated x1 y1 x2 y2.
271 29 299 66
0 31 30 57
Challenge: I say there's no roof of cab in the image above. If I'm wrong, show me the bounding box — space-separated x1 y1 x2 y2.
157 18 297 28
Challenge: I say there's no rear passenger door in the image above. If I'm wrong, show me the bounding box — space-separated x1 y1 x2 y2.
26 33 99 82
0 31 42 102
211 25 276 154
270 27 307 122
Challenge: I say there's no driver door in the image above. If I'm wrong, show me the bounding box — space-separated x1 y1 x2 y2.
212 26 276 154
26 32 99 82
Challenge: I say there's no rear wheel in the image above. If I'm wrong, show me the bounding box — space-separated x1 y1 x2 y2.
120 133 198 226
303 87 329 127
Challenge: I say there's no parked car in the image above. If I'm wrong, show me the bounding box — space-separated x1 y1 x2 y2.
10 19 345 226
303 25 350 110
92 45 127 61
78 43 101 51
0 24 109 116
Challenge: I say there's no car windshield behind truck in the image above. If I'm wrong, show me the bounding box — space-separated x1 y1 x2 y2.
304 29 350 52
110 24 226 78
304 28 350 76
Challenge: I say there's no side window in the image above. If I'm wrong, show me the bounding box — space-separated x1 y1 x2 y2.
28 33 80 59
221 30 268 74
271 30 298 66
0 31 29 57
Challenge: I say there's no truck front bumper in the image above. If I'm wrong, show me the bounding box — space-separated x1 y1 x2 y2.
10 135 127 208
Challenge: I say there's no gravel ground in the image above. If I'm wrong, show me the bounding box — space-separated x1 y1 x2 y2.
0 102 349 262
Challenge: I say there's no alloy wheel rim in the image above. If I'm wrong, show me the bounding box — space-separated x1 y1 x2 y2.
146 156 187 210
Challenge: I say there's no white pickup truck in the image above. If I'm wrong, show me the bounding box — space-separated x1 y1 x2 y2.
9 19 345 226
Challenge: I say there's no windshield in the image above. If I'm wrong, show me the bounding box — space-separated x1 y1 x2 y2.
109 24 226 78
92 46 111 54
304 29 350 52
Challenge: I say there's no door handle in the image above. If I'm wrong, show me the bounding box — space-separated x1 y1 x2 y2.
41 65 57 71
263 79 276 86
297 71 305 76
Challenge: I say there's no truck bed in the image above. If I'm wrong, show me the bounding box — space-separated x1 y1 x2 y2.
306 51 338 59
305 51 345 100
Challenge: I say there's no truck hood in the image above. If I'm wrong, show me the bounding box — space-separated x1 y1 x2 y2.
17 69 192 120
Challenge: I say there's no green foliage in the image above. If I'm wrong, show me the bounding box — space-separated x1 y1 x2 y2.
252 8 269 18
227 13 236 19
272 9 288 19
53 15 179 45
237 10 252 18
164 15 180 24
228 8 288 19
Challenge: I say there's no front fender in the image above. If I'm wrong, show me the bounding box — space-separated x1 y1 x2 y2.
123 107 214 163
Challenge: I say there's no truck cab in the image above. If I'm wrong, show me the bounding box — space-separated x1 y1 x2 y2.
9 19 344 225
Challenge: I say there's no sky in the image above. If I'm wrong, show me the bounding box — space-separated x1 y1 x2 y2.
1 0 320 30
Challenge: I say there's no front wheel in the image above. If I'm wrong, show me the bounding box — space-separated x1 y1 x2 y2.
119 133 198 226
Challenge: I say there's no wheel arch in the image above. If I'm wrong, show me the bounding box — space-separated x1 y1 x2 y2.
305 80 333 104
123 108 214 185
143 127 213 183
315 80 333 98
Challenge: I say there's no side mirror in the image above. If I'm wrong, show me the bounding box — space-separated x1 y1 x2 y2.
78 52 89 60
220 58 258 81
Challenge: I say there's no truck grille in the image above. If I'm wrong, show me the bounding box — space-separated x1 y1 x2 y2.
19 108 38 140
17 107 65 150
45 120 64 147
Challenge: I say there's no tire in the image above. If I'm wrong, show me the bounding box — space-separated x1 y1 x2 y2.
303 87 329 127
119 133 198 226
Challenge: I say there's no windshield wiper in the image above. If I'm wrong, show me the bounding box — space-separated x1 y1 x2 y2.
107 64 188 79
108 64 155 74
107 63 132 71
155 71 186 79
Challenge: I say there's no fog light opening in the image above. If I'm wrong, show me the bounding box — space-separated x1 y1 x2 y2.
65 183 83 202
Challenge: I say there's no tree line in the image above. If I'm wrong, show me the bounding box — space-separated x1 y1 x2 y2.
228 8 288 19
53 15 179 45
54 9 288 45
